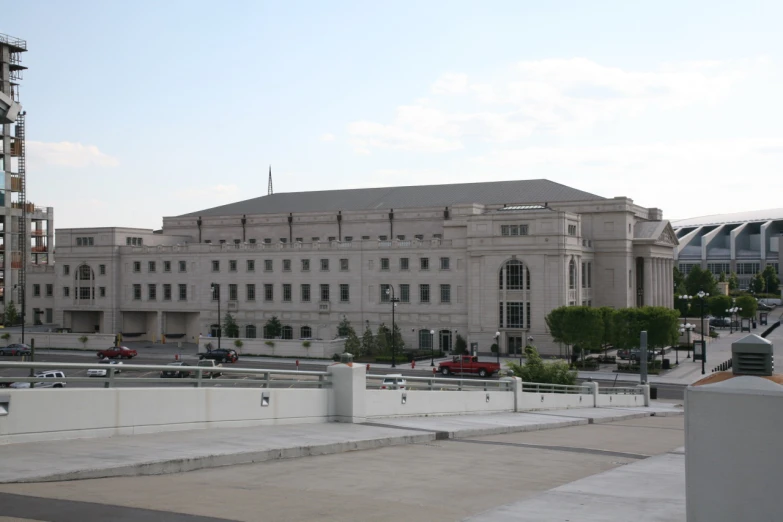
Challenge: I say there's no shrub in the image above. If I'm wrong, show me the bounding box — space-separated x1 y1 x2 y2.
490 343 499 354
302 340 311 348
78 335 89 347
233 339 243 350
264 340 275 347
573 360 599 370
332 353 341 361
507 346 577 385
1 333 9 341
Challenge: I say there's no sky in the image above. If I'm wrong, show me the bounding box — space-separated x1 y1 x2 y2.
4 0 783 229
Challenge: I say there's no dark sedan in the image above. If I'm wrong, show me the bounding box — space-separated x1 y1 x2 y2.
199 349 238 363
0 343 31 356
160 362 191 378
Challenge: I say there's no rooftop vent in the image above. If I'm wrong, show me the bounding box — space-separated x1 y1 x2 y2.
732 335 774 377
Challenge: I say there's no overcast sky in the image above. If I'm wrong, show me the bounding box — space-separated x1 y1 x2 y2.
5 0 783 229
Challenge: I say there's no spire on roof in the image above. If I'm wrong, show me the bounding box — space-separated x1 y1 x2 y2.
267 165 273 195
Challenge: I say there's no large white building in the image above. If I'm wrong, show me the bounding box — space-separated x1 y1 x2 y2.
672 208 783 290
28 179 677 355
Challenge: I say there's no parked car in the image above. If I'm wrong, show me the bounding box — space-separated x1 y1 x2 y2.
379 374 406 390
0 343 31 356
194 359 223 378
757 302 774 311
629 349 661 362
160 362 191 378
710 317 731 327
437 355 501 377
9 370 66 388
96 346 138 359
758 298 781 307
616 349 631 360
87 360 123 377
200 348 238 363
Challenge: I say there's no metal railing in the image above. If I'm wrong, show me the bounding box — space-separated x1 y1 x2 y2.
0 33 27 50
599 386 643 395
521 382 589 394
0 361 331 389
367 373 513 391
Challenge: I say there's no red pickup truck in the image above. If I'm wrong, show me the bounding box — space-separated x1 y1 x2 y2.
96 346 138 359
438 355 501 377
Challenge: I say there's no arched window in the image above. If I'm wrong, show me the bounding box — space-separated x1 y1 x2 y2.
245 324 257 338
75 264 95 301
569 259 576 290
499 259 525 290
281 325 293 339
300 325 312 339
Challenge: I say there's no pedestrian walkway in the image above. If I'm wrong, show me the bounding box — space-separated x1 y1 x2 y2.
0 404 681 484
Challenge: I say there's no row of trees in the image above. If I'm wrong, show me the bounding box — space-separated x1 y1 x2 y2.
674 265 780 296
545 306 681 357
675 293 758 320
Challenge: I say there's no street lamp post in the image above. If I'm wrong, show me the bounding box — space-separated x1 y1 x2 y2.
210 283 221 350
430 329 435 366
385 287 400 368
494 331 500 367
678 295 692 358
697 290 709 374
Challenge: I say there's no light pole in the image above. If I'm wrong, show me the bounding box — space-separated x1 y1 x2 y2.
494 331 500 367
385 286 400 368
678 294 692 357
210 283 221 350
525 335 533 365
697 290 709 374
430 329 435 366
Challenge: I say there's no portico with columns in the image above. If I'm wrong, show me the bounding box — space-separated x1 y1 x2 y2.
634 221 679 309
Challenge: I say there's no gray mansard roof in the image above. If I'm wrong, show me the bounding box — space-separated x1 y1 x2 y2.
179 179 605 217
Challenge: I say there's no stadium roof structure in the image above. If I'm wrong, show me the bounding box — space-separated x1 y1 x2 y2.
672 208 783 228
179 179 605 218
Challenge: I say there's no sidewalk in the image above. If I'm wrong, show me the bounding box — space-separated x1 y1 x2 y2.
0 404 681 484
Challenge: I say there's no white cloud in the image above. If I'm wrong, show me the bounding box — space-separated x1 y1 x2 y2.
27 141 119 168
347 58 751 152
320 133 336 142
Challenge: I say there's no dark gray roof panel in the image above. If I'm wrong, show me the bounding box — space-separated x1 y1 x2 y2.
179 179 605 218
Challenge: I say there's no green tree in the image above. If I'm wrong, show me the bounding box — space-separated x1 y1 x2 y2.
708 295 732 319
391 323 405 352
344 328 361 355
685 265 717 296
337 316 353 337
750 272 765 294
506 346 577 385
4 301 18 326
599 307 617 357
673 266 686 295
718 271 727 283
735 295 758 319
761 265 780 294
223 312 239 338
361 325 377 356
545 306 570 357
376 323 390 354
728 272 739 291
454 333 467 354
264 316 282 339
675 296 691 318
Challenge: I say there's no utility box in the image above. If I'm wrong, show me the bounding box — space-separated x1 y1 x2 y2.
732 334 774 376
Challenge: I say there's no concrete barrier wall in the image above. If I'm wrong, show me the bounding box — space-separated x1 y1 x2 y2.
198 337 346 359
518 391 595 410
595 393 644 408
0 387 331 444
2 333 117 350
366 390 515 418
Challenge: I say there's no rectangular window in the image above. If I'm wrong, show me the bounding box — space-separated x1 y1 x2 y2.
420 284 430 303
247 260 255 272
247 284 256 301
264 284 274 301
229 260 237 272
133 284 141 300
500 225 529 236
295 237 303 243
320 284 330 302
76 237 82 246
283 284 292 302
302 259 310 271
99 264 106 275
148 284 157 300
707 262 731 276
400 284 410 303
264 259 273 272
440 284 451 303
46 284 53 297
211 260 220 272
400 257 409 270
205 240 212 244
381 258 390 270
344 236 353 242
219 239 226 245
64 264 70 276
179 260 187 272
582 262 587 288
64 286 71 298
312 237 320 242
132 262 140 273
163 261 171 272
211 284 220 301
568 224 577 236
506 302 524 328
33 284 40 297
588 262 592 288
229 284 238 301
248 238 257 244
340 259 349 271
264 238 272 244
178 284 187 301
163 284 172 301
380 284 391 303
79 287 92 300
321 259 329 271
396 235 405 240
340 284 350 302
328 236 336 242
414 234 424 241
379 235 388 241
100 287 106 298
362 235 370 240
737 263 760 275
420 258 429 270
440 257 450 270
279 238 288 244
148 261 156 273
283 259 291 272
301 284 311 302
234 239 241 245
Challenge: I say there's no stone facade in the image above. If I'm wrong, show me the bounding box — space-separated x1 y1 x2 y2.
29 191 678 356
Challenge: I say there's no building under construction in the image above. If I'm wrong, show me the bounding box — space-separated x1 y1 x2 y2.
0 32 54 326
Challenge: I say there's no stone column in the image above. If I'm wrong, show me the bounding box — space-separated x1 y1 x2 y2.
657 258 663 306
644 258 653 306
